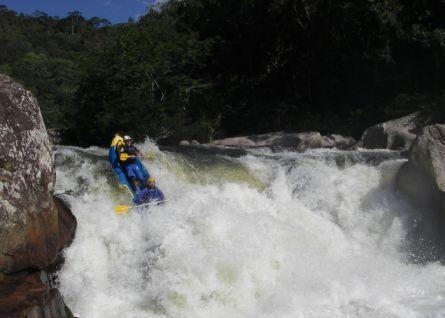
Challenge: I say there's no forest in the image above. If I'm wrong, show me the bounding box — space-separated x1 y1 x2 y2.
1 0 445 146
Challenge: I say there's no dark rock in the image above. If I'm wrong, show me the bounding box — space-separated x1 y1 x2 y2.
396 161 441 206
396 124 445 261
210 136 256 147
0 271 71 318
409 125 445 193
0 74 76 273
208 131 355 150
357 112 432 150
190 140 200 145
46 129 62 146
54 196 76 251
398 124 445 209
293 132 325 150
323 134 356 150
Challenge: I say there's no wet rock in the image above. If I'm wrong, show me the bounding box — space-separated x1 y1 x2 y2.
208 131 355 150
190 140 200 145
54 196 76 251
46 129 62 146
0 271 72 318
179 140 190 146
0 74 76 273
210 136 256 147
293 132 325 150
356 112 432 150
322 134 356 150
396 124 445 261
397 124 445 208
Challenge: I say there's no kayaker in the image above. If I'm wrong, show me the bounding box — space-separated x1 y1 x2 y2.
119 135 147 190
147 178 164 199
134 178 165 205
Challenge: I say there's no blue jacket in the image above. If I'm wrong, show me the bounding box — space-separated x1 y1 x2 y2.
134 187 165 205
109 144 135 197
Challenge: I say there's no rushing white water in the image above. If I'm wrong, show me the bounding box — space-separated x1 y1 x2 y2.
55 140 445 318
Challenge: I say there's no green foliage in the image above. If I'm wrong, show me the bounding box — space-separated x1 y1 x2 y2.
10 52 81 127
70 11 216 145
1 1 445 145
0 6 108 130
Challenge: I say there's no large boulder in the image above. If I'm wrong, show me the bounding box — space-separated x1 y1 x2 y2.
0 74 76 273
397 124 445 210
208 131 355 150
396 124 445 261
356 112 432 150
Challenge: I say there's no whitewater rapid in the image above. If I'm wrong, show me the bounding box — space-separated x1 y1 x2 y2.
54 140 445 318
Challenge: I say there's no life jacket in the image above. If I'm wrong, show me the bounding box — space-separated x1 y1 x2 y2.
109 135 124 168
110 135 124 148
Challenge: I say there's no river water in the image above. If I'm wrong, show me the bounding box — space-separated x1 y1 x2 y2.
54 140 445 318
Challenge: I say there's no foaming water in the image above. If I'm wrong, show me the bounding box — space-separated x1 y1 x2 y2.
55 141 445 318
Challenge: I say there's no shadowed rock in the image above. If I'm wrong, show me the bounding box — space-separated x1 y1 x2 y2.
54 196 77 251
356 112 432 150
396 124 445 261
397 124 445 210
0 271 72 318
208 131 355 150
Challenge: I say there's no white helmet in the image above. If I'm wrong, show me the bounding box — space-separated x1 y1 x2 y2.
123 135 132 141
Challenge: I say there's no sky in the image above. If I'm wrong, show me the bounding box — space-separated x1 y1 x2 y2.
0 0 157 23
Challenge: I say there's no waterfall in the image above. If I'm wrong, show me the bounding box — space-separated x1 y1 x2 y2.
54 140 445 318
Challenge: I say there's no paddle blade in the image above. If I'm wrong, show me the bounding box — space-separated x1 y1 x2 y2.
113 205 131 214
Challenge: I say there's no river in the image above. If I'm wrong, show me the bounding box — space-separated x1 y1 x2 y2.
54 140 445 318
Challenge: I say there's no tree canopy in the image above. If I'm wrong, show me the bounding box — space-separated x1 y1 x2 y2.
1 1 444 146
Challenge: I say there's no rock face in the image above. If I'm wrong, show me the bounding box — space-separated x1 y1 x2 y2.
208 131 356 150
396 124 445 260
0 75 76 315
46 129 63 146
0 74 61 273
54 196 77 251
397 124 445 209
356 112 431 150
0 271 72 318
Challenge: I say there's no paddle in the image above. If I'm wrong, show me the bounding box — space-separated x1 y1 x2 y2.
119 153 135 161
120 152 154 161
114 198 166 214
113 203 151 214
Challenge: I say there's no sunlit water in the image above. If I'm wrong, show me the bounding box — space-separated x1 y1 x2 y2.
54 140 445 318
